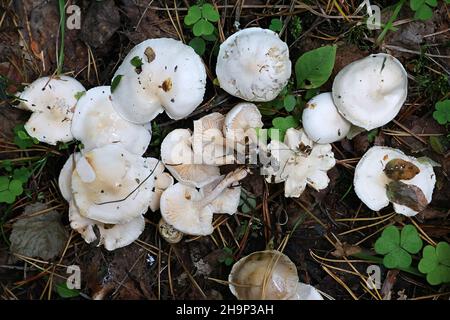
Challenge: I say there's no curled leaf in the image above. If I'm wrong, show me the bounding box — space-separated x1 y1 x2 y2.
384 159 420 180
386 181 428 212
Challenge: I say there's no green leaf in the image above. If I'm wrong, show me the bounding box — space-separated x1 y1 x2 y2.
386 247 412 269
419 245 438 273
201 4 220 22
272 115 299 130
400 225 423 254
295 45 337 89
414 4 433 20
189 37 206 56
410 0 425 10
111 75 123 93
0 176 9 192
375 226 400 255
202 32 217 42
436 242 450 266
0 190 15 204
17 130 28 140
193 19 214 37
429 136 446 154
1 160 13 172
433 100 450 125
184 5 202 25
283 95 297 112
224 257 234 266
269 18 283 32
425 0 437 6
367 129 378 143
74 91 85 100
56 282 80 298
9 179 23 196
304 88 320 100
130 56 143 68
13 167 30 184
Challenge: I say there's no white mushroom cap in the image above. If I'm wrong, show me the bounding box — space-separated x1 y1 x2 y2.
201 176 241 215
290 283 323 300
71 145 160 224
332 53 408 130
216 28 292 102
161 128 220 188
58 152 81 202
228 250 299 300
19 76 85 145
224 103 264 142
265 128 336 197
149 172 174 212
160 169 248 236
71 86 151 155
354 146 436 216
69 200 145 251
302 92 351 144
111 38 206 123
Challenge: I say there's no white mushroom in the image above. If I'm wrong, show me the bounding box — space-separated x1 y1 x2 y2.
158 218 183 244
58 152 81 202
332 53 408 130
265 128 336 197
19 76 85 145
228 250 323 300
160 168 247 236
216 28 291 102
111 38 206 124
302 92 351 144
224 103 263 143
71 144 162 224
161 128 220 188
354 146 436 216
149 172 174 212
71 86 151 155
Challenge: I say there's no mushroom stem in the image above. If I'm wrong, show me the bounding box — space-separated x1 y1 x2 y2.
197 168 248 207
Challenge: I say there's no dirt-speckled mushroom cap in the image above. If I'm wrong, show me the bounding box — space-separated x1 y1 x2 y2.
302 92 351 144
111 38 206 124
19 76 85 145
58 152 81 202
228 250 299 300
332 53 407 130
71 86 151 155
216 28 291 102
158 218 183 244
71 144 161 224
354 146 436 216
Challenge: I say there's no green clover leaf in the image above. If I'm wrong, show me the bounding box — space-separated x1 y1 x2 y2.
283 95 297 112
184 5 202 26
0 190 15 204
269 115 300 141
13 167 31 184
9 179 23 196
269 18 283 32
189 37 206 56
374 225 423 269
410 0 437 21
418 242 450 285
201 4 220 23
13 124 38 149
193 19 215 37
433 100 450 125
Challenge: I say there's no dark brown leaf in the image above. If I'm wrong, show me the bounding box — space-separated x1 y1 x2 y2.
386 181 428 212
384 159 420 181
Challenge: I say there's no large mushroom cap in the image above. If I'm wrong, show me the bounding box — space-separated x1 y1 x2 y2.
302 92 351 144
332 53 408 130
228 250 299 300
111 38 206 124
71 86 151 155
19 76 85 145
71 144 161 224
216 28 291 102
354 146 436 216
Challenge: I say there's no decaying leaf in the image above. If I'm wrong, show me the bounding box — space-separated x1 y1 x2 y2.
331 243 362 258
384 159 420 181
9 203 68 260
386 181 428 212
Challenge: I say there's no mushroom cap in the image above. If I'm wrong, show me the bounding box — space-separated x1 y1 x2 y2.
290 283 323 300
71 86 151 155
149 172 174 212
111 38 206 124
69 200 145 250
265 128 336 197
158 218 183 244
19 76 85 145
159 182 214 236
228 250 299 300
332 53 408 130
302 92 351 144
354 146 436 216
216 28 291 102
58 152 81 202
201 176 241 215
161 128 220 188
224 103 263 142
71 145 160 224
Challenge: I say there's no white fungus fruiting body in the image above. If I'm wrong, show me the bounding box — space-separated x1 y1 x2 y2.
265 128 336 197
111 38 206 124
229 250 323 300
224 102 263 143
354 146 436 216
332 53 408 130
58 152 81 201
19 76 85 145
216 28 291 102
302 92 351 144
158 218 183 244
71 86 151 155
71 144 162 224
161 128 220 188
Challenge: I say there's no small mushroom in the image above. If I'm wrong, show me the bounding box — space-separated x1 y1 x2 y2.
160 168 247 236
332 53 408 130
216 28 291 102
224 102 263 144
228 250 323 300
58 152 81 202
302 92 351 144
111 38 206 124
354 146 436 216
149 172 174 212
71 144 163 224
161 128 221 188
264 128 336 197
158 218 183 244
71 86 151 155
18 76 85 145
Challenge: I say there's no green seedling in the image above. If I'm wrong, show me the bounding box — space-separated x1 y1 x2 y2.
418 242 450 285
433 100 450 125
13 125 38 149
185 3 220 55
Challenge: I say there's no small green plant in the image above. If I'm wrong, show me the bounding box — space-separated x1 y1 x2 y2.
289 16 302 39
433 100 450 125
219 247 234 266
418 242 450 285
13 125 39 149
295 45 337 89
269 18 283 32
111 75 123 93
367 129 379 143
267 115 300 141
184 3 220 55
55 282 80 298
0 167 30 204
374 225 423 269
410 0 439 20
